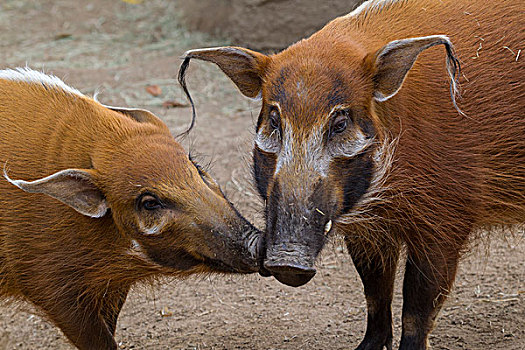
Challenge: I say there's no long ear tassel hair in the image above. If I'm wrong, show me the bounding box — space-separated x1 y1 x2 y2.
177 57 197 137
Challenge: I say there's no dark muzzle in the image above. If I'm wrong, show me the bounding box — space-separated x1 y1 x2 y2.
264 260 316 287
261 178 331 286
263 246 317 287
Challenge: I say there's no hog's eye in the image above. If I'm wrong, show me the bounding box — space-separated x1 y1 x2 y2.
268 107 281 131
330 109 350 137
139 194 163 211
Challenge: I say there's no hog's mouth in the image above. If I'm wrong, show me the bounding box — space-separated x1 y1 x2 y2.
147 248 203 271
139 239 258 273
153 249 254 273
200 255 255 274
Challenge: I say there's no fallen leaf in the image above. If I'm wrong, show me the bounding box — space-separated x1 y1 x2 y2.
160 306 173 317
54 33 72 40
162 100 189 108
146 85 162 97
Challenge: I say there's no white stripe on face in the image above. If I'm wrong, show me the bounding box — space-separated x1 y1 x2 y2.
255 102 283 154
273 122 331 178
254 128 280 153
138 217 167 236
328 128 374 158
258 104 376 180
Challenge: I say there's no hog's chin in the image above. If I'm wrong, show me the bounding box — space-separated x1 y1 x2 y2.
201 257 242 273
147 248 203 271
201 255 259 274
150 247 257 274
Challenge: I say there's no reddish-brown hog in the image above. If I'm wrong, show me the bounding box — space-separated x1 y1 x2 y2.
179 0 524 349
0 68 261 350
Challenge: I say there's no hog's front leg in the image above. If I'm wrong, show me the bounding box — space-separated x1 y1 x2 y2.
400 240 465 350
347 238 400 350
41 292 118 350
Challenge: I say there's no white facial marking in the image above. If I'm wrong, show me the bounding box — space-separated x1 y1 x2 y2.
0 67 84 97
255 102 283 154
330 129 374 158
126 239 159 266
275 125 294 175
273 122 329 178
139 217 166 236
268 103 375 179
255 129 280 153
131 239 141 250
325 105 375 158
306 125 329 176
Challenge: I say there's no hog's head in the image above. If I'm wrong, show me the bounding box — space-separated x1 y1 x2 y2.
4 106 262 276
180 35 460 286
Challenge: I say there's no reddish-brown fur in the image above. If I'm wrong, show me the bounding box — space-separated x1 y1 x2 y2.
0 71 260 349
179 0 524 348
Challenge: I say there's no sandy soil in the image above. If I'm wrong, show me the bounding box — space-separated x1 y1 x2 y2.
0 1 523 349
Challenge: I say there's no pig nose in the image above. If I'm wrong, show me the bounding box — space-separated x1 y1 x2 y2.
264 261 317 287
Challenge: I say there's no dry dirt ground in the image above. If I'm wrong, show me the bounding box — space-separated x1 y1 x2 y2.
0 1 523 349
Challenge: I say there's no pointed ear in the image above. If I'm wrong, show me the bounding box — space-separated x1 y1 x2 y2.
181 46 270 98
368 35 461 105
104 105 169 131
4 168 108 218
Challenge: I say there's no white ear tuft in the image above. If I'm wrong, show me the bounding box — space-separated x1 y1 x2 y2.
371 35 463 115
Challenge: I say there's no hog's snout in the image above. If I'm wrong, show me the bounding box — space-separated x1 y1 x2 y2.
260 176 332 286
224 222 263 273
238 224 263 272
197 211 264 274
260 212 329 286
264 260 316 287
262 243 318 287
